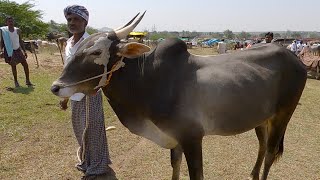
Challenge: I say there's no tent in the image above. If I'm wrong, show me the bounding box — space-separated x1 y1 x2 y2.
202 39 221 46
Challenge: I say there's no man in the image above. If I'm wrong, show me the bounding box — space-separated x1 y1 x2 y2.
0 16 33 87
265 32 274 43
296 40 303 55
59 5 116 180
290 40 297 54
217 39 227 54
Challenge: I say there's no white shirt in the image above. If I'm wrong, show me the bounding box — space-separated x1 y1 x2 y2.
290 42 297 52
297 43 303 52
217 41 226 54
64 32 90 101
8 27 20 50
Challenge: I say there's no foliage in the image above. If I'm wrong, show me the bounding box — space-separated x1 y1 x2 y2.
210 32 223 39
237 31 251 40
223 29 234 39
259 33 266 38
149 31 177 41
274 33 281 38
86 26 99 35
0 0 49 39
309 32 320 39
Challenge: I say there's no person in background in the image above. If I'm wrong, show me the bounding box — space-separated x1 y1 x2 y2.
234 41 241 50
265 32 274 43
217 39 227 54
296 40 303 55
59 5 117 180
290 40 297 54
0 16 33 88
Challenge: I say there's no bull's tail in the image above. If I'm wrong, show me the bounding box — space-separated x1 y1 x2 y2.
275 134 284 162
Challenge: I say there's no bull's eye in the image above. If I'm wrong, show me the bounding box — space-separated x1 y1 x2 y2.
91 51 102 56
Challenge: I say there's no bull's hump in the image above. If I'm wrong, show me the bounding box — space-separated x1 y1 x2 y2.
156 38 188 56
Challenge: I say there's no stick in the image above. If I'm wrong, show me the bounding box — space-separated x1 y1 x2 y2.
56 39 64 65
30 41 39 68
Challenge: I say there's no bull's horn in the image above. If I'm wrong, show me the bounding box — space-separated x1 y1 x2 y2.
115 11 146 39
114 12 140 31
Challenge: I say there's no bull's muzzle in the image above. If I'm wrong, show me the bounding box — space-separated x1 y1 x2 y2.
51 85 60 95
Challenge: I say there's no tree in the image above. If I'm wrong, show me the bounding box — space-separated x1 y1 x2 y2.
309 32 320 39
0 0 49 39
274 33 281 38
291 32 302 39
238 31 251 40
223 29 234 39
211 32 223 39
284 30 292 38
86 26 98 35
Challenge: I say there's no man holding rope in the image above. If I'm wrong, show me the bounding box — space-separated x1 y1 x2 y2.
59 5 116 180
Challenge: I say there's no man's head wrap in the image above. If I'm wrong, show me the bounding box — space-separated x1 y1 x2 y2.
64 5 89 22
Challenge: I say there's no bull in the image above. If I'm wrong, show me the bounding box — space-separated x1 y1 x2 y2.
51 12 307 180
23 40 38 53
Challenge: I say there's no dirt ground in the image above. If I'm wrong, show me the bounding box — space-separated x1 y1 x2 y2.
0 47 319 180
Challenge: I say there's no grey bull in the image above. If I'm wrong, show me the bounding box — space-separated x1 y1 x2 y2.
51 12 307 180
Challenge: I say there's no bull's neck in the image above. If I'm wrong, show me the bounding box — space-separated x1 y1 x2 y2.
104 53 154 105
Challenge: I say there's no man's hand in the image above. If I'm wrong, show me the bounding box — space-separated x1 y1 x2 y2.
59 98 69 110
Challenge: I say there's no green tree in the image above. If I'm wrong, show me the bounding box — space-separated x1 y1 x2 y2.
86 26 98 35
0 0 49 39
309 32 320 39
291 32 302 39
274 33 281 38
211 32 223 39
238 31 251 40
223 29 234 39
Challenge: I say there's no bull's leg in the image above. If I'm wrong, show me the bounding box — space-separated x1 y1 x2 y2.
250 124 267 180
181 138 203 180
261 113 291 180
171 145 183 180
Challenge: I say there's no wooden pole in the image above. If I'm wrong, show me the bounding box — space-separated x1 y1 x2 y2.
30 41 39 68
56 39 64 65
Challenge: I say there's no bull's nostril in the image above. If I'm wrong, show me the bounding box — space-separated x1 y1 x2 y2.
51 85 60 93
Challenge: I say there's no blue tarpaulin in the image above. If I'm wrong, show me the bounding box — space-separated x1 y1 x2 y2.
203 39 221 46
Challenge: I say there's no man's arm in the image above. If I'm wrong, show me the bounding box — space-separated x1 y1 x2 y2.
17 28 27 57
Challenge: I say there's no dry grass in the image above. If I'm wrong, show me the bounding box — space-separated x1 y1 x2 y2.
0 47 319 180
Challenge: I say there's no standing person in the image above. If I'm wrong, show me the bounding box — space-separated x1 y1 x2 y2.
296 40 303 55
217 39 227 54
0 16 33 88
59 5 116 180
290 40 297 54
265 32 274 43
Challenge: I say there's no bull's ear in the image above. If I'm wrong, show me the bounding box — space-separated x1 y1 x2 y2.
118 42 151 58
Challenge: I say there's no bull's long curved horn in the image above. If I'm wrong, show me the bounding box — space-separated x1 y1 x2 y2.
115 11 146 39
114 12 140 31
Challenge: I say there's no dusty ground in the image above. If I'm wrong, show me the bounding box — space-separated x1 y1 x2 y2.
0 47 319 180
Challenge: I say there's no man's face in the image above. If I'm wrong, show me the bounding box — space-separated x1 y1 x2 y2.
265 35 273 43
66 13 87 34
5 18 14 27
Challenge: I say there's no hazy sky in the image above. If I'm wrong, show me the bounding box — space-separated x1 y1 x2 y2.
12 0 320 32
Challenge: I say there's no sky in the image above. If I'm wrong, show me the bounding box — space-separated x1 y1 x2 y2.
11 0 320 32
